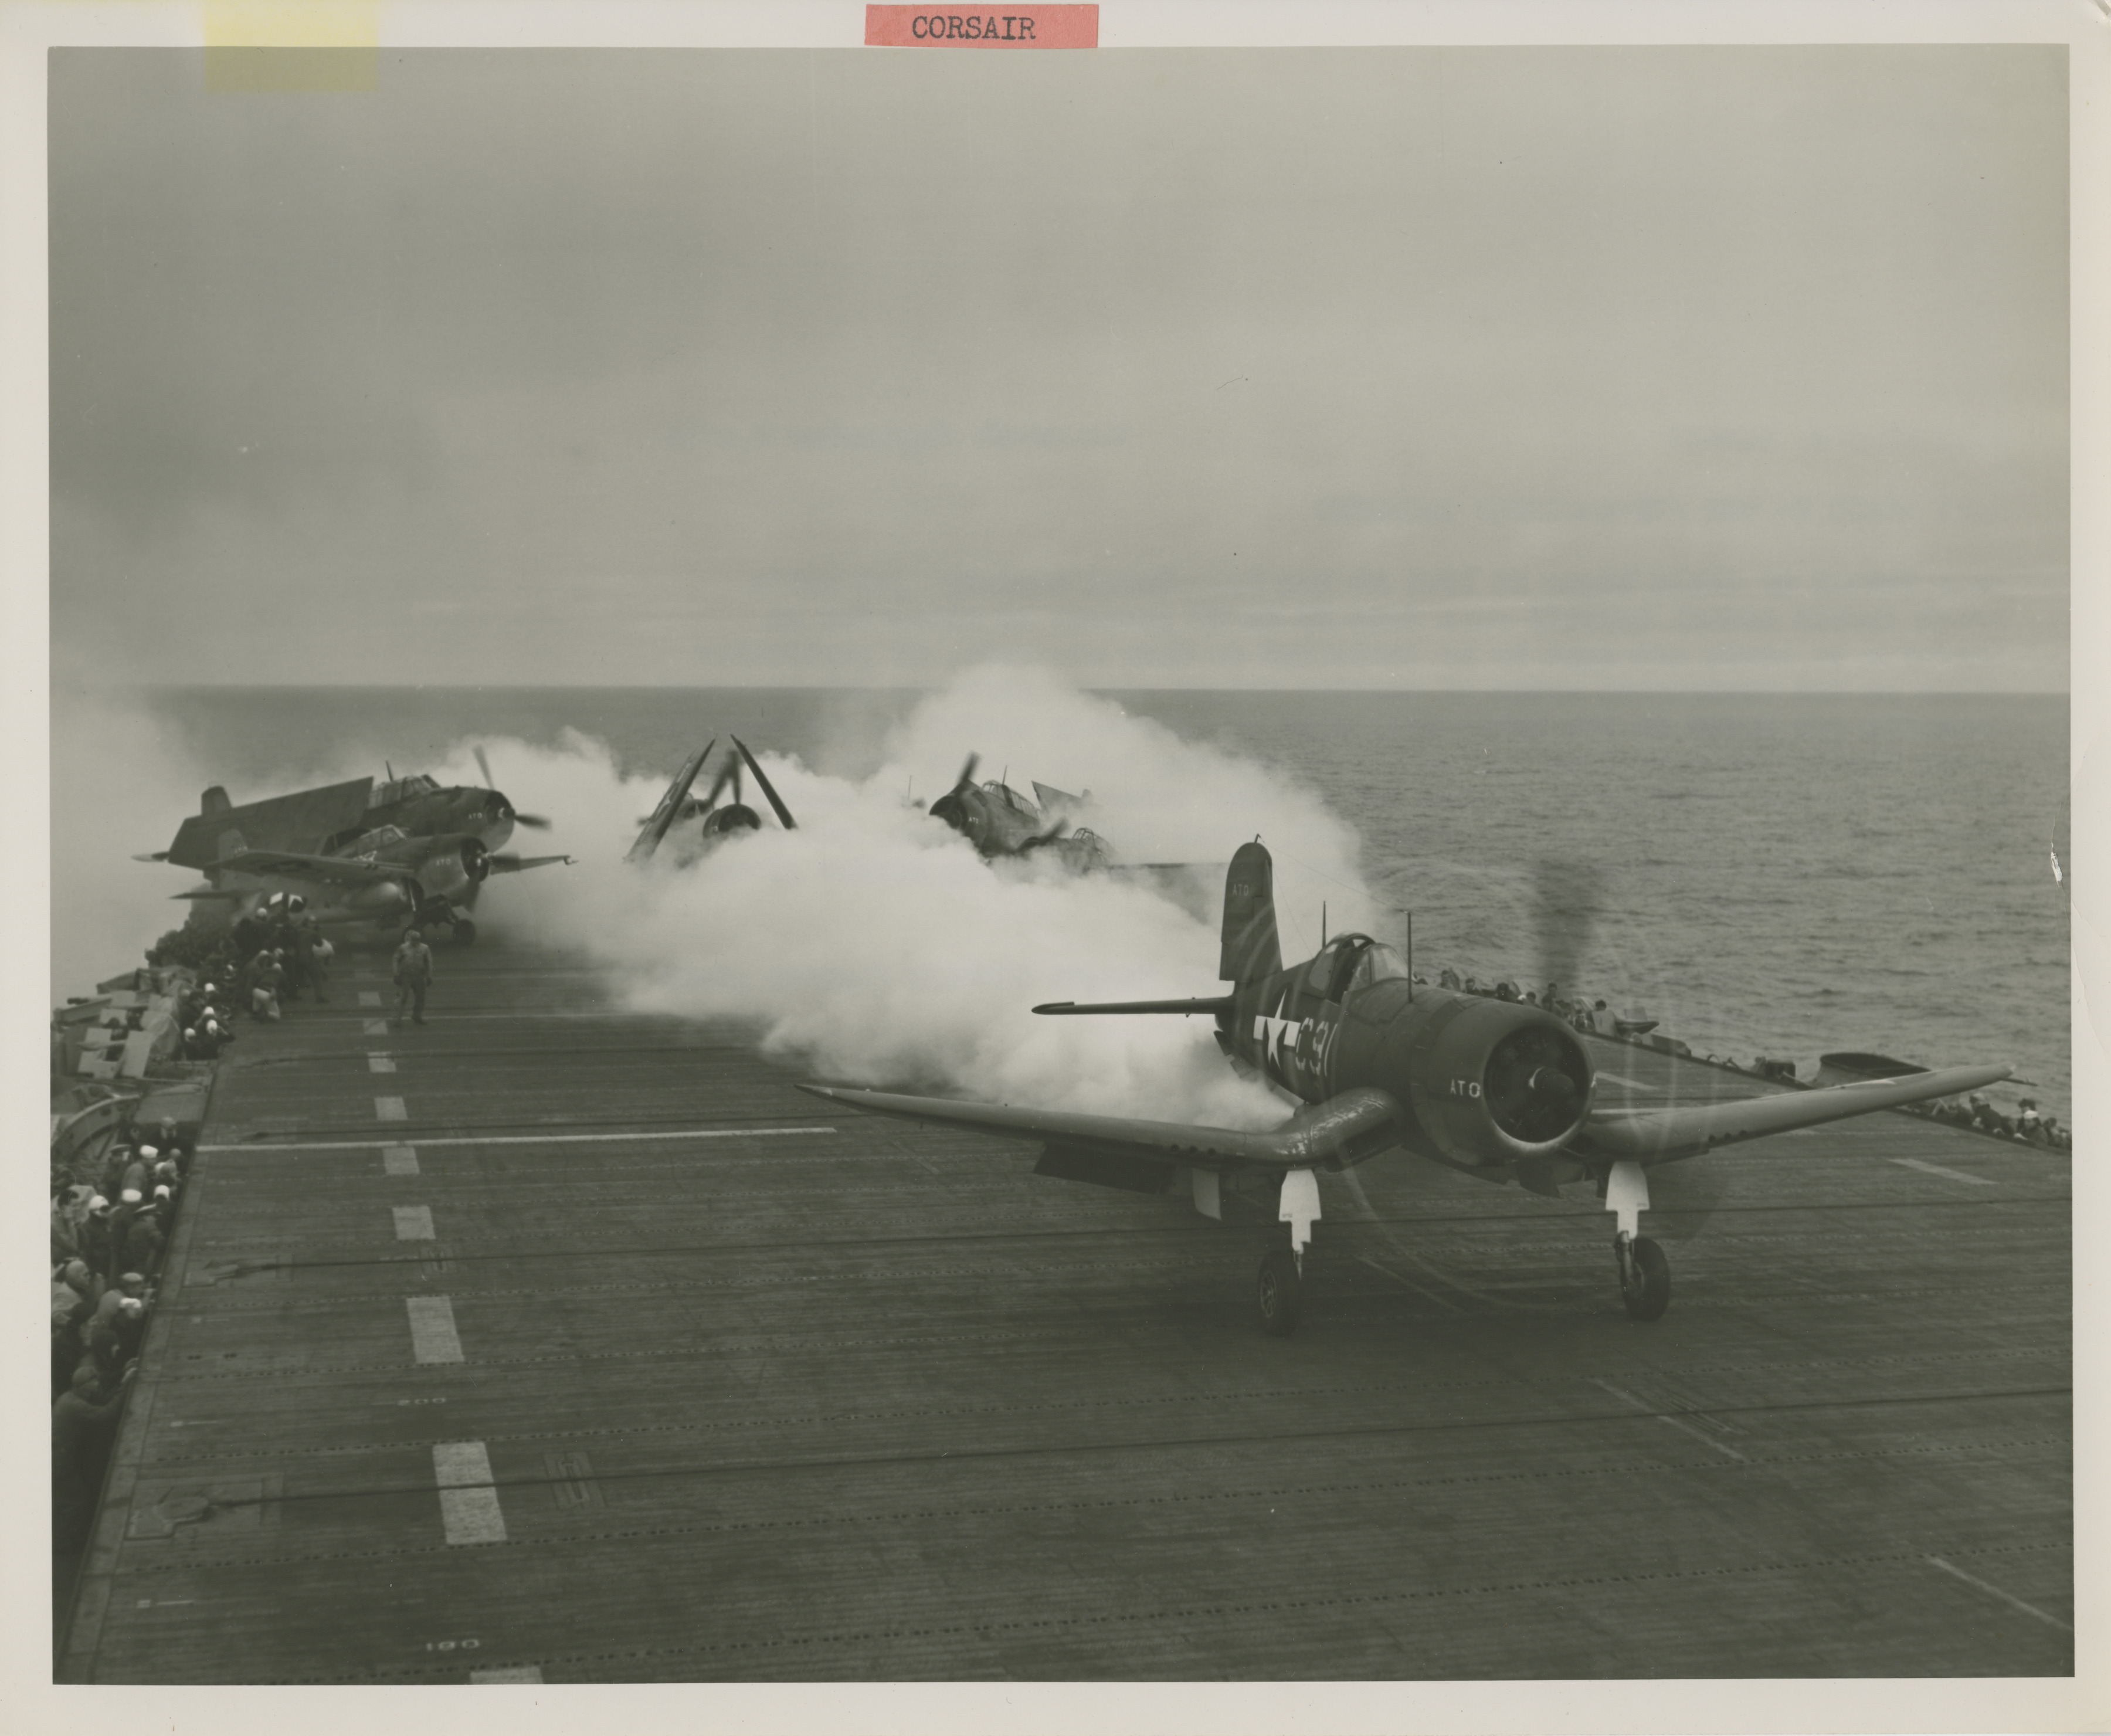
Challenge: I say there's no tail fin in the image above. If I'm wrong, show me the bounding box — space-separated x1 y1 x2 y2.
216 828 248 862
1220 842 1282 983
201 786 232 816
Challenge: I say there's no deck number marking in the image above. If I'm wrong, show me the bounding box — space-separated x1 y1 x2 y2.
471 1666 545 1683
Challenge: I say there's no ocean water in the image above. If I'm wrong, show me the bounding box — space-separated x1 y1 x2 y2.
134 686 2071 1115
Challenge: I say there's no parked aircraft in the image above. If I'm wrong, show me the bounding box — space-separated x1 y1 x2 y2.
925 754 1214 907
806 842 2009 1333
145 747 549 872
170 822 571 944
628 737 797 866
925 754 1113 872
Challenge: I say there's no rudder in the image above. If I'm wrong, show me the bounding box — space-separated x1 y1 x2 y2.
1219 842 1282 983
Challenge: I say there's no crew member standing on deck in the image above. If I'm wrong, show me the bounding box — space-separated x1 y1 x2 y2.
392 927 434 1028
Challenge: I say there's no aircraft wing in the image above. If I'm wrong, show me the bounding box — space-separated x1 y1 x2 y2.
206 847 403 886
1575 1062 2012 1165
485 853 574 874
629 740 714 864
800 1083 1404 1173
162 777 374 868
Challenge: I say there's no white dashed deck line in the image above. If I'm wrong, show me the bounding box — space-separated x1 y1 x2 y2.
1924 1555 2072 1632
202 1125 837 1152
406 1296 464 1364
393 1205 436 1241
368 1053 397 1074
1893 1157 1995 1186
433 1442 508 1545
471 1666 544 1683
375 1096 408 1121
1592 1378 1748 1462
362 1019 389 1036
358 991 382 1006
382 1145 420 1176
1594 1071 1651 1089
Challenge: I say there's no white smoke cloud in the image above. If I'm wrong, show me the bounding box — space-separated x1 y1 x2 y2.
53 667 1375 1129
49 683 226 1002
458 668 1376 1128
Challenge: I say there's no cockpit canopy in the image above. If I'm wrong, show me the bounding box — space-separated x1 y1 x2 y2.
348 825 410 855
1300 933 1411 1001
371 774 441 807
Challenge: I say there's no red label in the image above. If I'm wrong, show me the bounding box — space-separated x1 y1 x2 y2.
864 5 1098 48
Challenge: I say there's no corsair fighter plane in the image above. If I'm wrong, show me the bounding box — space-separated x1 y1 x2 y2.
807 842 2011 1332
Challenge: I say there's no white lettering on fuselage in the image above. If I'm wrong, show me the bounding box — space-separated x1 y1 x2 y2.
1253 1008 1338 1090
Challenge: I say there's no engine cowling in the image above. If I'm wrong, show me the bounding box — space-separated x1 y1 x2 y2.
411 839 484 901
1404 997 1595 1168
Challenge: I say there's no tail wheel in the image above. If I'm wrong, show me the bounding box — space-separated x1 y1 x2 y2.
453 918 477 946
1621 1235 1671 1321
1257 1247 1304 1335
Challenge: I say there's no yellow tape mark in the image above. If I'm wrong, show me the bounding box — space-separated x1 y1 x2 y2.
204 1 379 91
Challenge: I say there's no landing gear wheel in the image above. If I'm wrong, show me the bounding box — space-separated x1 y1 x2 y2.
452 918 477 946
1257 1247 1304 1335
1619 1234 1671 1321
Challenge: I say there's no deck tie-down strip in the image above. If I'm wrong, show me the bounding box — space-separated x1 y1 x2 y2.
201 1125 837 1152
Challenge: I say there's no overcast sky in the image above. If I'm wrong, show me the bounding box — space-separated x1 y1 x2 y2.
49 46 2067 689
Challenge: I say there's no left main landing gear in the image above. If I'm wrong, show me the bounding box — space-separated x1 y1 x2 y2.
1614 1231 1670 1321
1253 1168 1322 1336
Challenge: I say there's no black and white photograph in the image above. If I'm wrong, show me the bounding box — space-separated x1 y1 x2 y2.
19 0 2099 1720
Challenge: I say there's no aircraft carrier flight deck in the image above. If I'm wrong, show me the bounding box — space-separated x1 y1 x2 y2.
58 935 2072 1683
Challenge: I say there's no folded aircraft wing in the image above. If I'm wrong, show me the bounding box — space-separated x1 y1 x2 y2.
800 1083 1404 1173
1574 1062 2012 1165
629 740 714 864
207 847 402 886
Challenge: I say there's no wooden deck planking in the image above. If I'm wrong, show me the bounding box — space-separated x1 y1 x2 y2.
62 935 2071 1682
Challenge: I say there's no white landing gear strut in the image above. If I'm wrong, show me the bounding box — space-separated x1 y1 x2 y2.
1605 1159 1670 1322
1256 1168 1319 1336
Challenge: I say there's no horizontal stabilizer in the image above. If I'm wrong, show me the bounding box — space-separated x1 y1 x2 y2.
1033 996 1234 1017
800 1083 1402 1174
1578 1062 2013 1165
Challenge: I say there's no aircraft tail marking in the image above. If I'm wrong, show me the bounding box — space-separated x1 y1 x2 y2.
1220 840 1283 984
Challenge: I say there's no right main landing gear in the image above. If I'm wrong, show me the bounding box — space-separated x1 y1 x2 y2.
1256 1247 1303 1335
1615 1230 1670 1321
